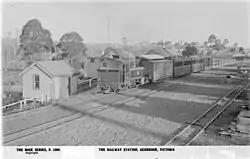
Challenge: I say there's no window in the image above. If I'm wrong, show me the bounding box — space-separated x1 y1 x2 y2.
33 75 40 90
103 63 107 67
184 61 192 65
90 58 95 63
112 55 119 59
81 62 84 69
174 61 183 67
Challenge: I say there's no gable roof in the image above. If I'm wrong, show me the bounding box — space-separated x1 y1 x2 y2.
146 46 174 57
20 60 78 77
103 47 136 59
104 57 131 64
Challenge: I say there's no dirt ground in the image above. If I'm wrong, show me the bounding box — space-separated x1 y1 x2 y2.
3 61 248 146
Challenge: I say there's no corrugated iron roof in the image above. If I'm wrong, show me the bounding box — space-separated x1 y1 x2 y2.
104 47 136 59
140 54 165 60
146 46 174 57
20 60 78 77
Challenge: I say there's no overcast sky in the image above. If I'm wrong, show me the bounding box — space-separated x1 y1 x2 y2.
2 1 250 47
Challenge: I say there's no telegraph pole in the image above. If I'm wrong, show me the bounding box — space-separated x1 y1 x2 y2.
105 16 110 44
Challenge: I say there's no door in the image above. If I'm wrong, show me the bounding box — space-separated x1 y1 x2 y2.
68 77 71 95
122 65 125 83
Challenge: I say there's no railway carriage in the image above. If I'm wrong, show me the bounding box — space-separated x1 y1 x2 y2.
173 57 192 77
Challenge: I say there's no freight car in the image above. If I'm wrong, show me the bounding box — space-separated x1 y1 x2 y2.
97 66 146 92
139 59 173 82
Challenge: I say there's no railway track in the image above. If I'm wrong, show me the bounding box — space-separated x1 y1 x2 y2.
4 82 179 146
164 79 249 146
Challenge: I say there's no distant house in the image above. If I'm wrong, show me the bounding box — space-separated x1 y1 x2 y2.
84 46 136 77
20 61 80 100
145 46 174 59
84 56 103 77
85 56 131 78
103 46 136 66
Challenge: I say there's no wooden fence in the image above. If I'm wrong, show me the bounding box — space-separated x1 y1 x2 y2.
2 93 51 114
77 77 98 93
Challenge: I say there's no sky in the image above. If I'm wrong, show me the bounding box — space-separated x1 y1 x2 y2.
2 1 250 47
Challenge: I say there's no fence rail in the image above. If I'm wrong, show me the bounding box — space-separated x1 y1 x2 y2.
77 77 98 93
2 93 51 113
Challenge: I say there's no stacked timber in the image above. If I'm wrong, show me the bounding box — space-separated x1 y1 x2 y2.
236 108 250 133
219 104 250 138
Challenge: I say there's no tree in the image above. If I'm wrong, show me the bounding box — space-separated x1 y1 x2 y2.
18 19 55 63
215 39 221 45
213 44 225 52
239 47 244 52
182 45 198 57
208 34 217 43
56 32 87 69
234 43 239 48
164 41 172 46
222 39 229 46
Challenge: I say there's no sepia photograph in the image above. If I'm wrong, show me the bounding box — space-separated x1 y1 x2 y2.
1 0 250 146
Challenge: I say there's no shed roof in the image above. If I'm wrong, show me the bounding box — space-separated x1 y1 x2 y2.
140 54 165 60
146 46 174 57
20 60 78 77
149 59 173 63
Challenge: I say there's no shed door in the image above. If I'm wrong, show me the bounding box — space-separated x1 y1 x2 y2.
68 77 71 95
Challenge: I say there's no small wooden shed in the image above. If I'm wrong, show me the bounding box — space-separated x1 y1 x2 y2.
20 61 80 100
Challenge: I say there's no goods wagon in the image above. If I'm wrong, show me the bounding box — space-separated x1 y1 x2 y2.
192 57 203 73
139 59 173 82
97 66 147 92
129 67 146 86
97 67 122 92
173 58 192 77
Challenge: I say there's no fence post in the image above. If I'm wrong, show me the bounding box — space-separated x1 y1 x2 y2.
89 79 92 87
47 93 50 102
20 101 23 109
41 93 44 104
24 99 27 106
45 93 47 103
